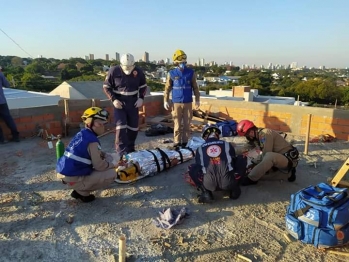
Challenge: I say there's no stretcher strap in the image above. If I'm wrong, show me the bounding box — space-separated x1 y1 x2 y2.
156 148 171 170
146 150 161 173
176 149 184 163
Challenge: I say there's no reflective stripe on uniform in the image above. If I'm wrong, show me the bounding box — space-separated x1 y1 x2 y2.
115 125 138 131
116 125 127 130
198 147 206 173
64 152 92 165
139 84 147 89
127 125 138 131
225 142 234 171
112 90 138 96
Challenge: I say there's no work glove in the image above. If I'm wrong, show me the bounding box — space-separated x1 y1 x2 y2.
251 154 263 165
134 98 143 108
108 152 121 167
113 99 123 109
195 101 200 109
164 102 170 110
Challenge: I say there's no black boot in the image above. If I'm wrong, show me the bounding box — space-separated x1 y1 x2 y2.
197 186 214 203
288 167 296 182
241 176 258 186
229 185 241 200
71 190 95 203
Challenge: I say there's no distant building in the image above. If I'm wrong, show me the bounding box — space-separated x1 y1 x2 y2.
89 54 94 60
115 52 120 61
84 55 89 61
105 54 109 61
143 52 149 63
291 62 298 69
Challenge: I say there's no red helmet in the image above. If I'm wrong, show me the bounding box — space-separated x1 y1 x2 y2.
237 120 255 136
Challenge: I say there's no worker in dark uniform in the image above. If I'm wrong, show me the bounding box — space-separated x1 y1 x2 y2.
236 119 299 186
103 53 147 154
188 125 242 203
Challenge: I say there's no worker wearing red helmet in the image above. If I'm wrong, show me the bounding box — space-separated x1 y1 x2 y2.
236 119 299 186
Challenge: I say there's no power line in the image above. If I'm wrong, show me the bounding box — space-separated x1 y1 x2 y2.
0 28 33 58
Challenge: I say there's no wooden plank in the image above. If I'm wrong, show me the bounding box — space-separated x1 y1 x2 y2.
64 99 70 137
330 157 349 187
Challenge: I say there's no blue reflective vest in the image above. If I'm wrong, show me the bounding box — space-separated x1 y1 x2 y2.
56 128 99 176
170 67 194 103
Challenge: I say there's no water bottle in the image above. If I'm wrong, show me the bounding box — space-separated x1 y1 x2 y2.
56 135 65 160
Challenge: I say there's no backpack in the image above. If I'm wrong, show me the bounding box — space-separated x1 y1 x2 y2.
215 120 237 137
285 182 349 248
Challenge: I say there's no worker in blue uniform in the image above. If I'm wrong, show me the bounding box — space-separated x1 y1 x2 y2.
57 107 120 202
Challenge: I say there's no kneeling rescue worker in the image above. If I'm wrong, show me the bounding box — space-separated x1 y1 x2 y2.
189 125 242 203
57 107 120 202
236 119 299 186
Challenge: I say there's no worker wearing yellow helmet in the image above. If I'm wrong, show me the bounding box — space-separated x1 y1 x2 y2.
164 49 201 148
56 107 120 202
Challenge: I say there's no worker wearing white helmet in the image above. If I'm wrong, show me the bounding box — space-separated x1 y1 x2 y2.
103 53 148 154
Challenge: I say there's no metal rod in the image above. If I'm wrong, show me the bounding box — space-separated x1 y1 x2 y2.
304 114 312 155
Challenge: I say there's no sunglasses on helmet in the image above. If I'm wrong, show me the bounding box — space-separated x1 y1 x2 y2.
176 54 187 61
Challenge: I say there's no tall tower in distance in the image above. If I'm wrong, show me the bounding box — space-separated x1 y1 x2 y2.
143 52 149 63
115 52 120 61
89 54 94 60
105 54 109 61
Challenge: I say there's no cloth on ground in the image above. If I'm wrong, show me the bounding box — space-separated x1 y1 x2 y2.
153 207 189 229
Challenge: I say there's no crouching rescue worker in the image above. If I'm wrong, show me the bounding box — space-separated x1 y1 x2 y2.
188 125 242 203
56 107 120 202
236 119 299 186
103 53 148 154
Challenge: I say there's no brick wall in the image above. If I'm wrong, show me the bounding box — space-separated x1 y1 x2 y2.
232 86 251 97
1 95 348 141
198 99 349 141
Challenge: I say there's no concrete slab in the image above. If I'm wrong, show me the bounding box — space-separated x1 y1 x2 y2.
0 131 348 261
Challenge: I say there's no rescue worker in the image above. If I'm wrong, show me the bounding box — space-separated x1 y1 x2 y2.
236 119 299 186
103 53 147 154
0 66 20 144
56 107 120 202
164 49 200 148
188 125 242 203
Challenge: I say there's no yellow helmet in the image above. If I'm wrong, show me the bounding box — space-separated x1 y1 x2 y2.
81 107 109 123
172 49 187 63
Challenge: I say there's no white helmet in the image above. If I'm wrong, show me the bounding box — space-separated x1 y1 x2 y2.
120 53 135 75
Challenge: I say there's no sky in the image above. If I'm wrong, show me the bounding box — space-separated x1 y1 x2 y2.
1 0 348 68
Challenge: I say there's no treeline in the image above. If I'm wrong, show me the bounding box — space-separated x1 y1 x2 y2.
0 55 348 105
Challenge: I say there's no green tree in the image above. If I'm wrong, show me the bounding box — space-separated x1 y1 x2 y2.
80 64 94 75
25 62 45 74
11 57 23 67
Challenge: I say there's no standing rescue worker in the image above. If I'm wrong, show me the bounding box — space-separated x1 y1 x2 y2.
164 49 200 148
0 66 20 144
103 53 147 154
188 125 242 203
57 107 120 202
236 120 299 186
